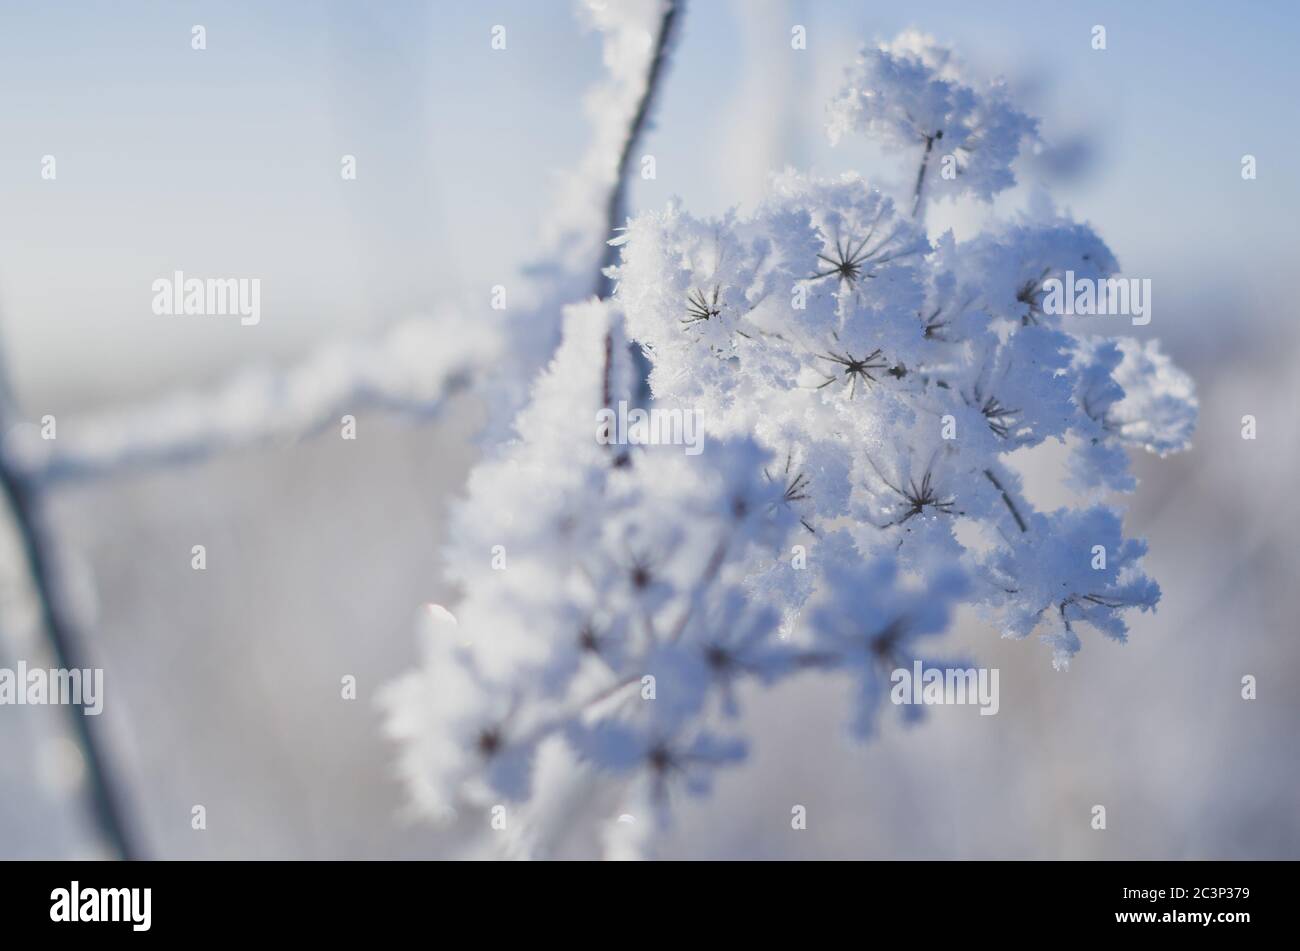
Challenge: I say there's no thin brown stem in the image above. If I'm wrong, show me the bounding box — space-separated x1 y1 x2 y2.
912 133 937 218
984 468 1028 533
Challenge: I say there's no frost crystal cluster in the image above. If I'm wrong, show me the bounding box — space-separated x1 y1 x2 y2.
383 28 1197 858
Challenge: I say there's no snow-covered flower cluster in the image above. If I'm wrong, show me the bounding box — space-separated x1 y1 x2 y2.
383 27 1196 858
827 30 1038 213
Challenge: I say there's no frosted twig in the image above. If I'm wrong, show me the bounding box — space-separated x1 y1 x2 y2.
6 319 491 486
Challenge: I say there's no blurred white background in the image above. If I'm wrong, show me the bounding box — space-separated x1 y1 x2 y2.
1 0 1296 858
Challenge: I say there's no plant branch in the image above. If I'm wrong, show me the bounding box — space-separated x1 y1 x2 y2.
911 133 937 218
593 0 682 299
0 428 139 859
983 467 1028 533
13 322 486 488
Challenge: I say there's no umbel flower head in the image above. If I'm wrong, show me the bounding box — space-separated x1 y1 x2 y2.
384 29 1196 859
827 30 1038 213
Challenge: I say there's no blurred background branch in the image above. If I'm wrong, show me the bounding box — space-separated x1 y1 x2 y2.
0 348 139 858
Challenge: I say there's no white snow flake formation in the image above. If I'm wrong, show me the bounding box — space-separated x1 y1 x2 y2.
381 20 1197 858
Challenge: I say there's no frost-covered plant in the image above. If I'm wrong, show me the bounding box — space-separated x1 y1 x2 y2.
383 28 1196 858
827 30 1038 215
